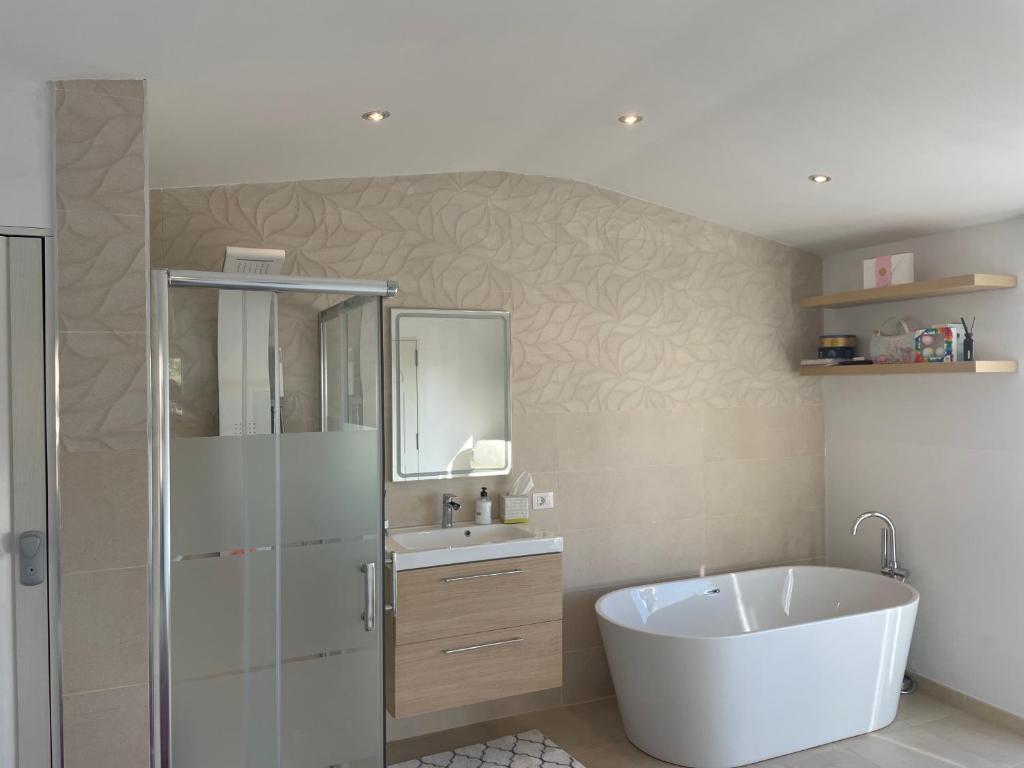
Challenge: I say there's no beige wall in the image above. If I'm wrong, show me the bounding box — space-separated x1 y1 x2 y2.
150 171 825 738
55 80 150 767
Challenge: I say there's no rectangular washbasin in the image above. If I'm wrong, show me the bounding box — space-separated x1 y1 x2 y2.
387 523 562 570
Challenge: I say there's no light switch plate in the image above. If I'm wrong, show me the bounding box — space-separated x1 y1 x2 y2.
533 492 554 510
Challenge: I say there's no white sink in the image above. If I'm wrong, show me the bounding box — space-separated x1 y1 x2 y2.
387 523 562 570
391 525 536 550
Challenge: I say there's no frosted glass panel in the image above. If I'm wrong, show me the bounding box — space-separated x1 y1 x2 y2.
171 431 378 553
164 287 383 768
169 288 282 767
174 652 379 768
171 540 378 681
281 650 380 766
281 538 378 659
285 294 383 767
280 430 379 542
170 434 277 556
173 667 277 768
171 552 276 681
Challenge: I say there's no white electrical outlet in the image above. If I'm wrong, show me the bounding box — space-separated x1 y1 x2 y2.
533 492 554 510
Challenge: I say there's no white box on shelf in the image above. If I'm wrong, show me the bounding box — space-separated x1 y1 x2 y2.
863 253 914 289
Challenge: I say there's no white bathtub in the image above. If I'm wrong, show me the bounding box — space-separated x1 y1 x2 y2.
596 566 918 768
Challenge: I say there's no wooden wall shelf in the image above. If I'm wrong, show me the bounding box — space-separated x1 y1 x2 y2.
801 361 1018 376
800 274 1017 309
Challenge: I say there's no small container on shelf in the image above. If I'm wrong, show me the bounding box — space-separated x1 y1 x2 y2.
869 319 915 364
960 316 975 361
914 326 962 362
818 334 857 360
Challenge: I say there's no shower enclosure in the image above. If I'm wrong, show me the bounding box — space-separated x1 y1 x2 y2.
150 269 397 768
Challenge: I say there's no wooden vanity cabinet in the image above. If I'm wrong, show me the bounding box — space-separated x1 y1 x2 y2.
385 553 563 718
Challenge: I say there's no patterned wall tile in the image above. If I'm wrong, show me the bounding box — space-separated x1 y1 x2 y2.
59 331 148 451
55 79 151 765
153 172 821 416
57 79 145 100
705 506 824 572
59 448 149 573
63 684 150 768
61 566 149 694
55 87 145 217
57 208 146 333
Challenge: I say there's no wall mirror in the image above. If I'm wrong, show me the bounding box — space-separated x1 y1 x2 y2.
391 309 511 481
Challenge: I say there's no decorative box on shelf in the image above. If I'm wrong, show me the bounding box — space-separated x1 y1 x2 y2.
863 253 914 289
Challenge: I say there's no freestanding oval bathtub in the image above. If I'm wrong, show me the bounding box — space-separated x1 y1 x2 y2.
596 566 918 768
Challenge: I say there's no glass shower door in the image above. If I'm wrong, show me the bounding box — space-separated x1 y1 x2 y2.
280 292 383 767
160 281 384 768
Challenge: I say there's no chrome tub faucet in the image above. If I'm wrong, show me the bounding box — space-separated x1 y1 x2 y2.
852 511 908 582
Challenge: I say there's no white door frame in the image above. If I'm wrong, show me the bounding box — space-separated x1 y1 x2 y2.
0 226 61 768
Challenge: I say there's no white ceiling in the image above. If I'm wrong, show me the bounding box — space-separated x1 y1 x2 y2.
4 0 1024 253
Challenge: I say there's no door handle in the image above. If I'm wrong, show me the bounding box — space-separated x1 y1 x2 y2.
18 531 45 586
385 556 397 617
361 562 376 631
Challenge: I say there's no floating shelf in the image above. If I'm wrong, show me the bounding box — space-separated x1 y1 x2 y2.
800 273 1017 309
801 361 1018 376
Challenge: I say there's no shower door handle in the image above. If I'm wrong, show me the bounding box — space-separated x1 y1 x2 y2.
361 562 376 631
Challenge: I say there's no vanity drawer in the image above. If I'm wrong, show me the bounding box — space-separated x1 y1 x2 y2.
390 619 562 718
393 553 562 644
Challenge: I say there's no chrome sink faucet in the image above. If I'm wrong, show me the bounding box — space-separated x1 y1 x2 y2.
441 493 461 529
852 511 908 582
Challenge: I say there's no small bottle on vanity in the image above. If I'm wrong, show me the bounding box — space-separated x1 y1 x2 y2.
475 487 492 525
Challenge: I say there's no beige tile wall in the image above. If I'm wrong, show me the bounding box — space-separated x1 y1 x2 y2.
55 79 150 766
149 172 825 739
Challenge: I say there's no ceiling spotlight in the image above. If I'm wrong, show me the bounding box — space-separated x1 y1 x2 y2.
808 174 832 184
362 110 390 122
618 113 644 126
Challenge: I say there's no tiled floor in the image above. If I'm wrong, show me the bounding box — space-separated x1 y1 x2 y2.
388 693 1024 767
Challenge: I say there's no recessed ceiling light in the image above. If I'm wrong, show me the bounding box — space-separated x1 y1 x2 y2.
362 110 390 122
808 174 832 184
618 113 643 126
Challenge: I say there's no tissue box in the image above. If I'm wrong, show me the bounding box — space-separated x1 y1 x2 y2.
500 495 530 524
864 253 914 288
914 326 962 362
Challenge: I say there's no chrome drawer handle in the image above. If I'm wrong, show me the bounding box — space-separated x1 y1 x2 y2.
442 637 523 655
442 568 524 583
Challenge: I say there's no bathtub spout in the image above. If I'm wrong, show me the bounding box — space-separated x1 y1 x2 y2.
852 512 908 581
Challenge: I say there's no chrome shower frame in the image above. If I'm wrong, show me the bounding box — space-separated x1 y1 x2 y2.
149 269 397 768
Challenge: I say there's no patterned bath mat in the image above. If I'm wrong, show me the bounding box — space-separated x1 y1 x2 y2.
390 729 586 768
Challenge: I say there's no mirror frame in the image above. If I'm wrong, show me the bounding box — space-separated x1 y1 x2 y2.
390 308 512 482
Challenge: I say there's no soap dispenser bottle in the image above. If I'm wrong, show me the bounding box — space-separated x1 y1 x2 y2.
475 487 492 525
